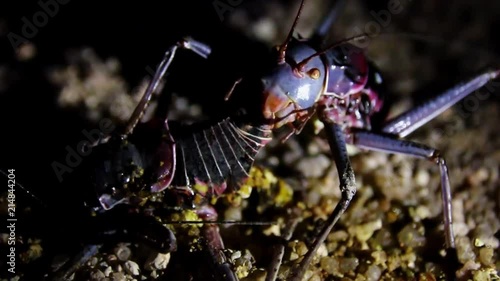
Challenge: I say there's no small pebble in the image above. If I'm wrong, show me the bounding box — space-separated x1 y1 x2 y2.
349 219 382 244
289 252 299 261
289 240 309 257
262 224 281 236
339 257 359 274
401 251 417 269
296 242 308 257
320 256 339 276
387 254 401 272
114 244 131 262
456 236 476 263
474 238 485 247
242 268 266 281
124 260 140 276
371 250 387 266
295 154 330 178
107 254 118 265
104 266 113 277
328 230 349 242
397 223 426 248
414 169 430 186
231 250 242 260
307 141 320 155
90 269 105 280
152 253 170 270
456 260 480 278
307 274 322 281
373 228 395 248
111 272 126 281
316 243 328 258
478 247 494 266
472 268 499 281
412 206 431 221
365 264 382 281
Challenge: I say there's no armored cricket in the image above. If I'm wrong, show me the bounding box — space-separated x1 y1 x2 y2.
49 0 499 280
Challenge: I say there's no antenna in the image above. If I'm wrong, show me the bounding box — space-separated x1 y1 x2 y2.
295 32 369 72
278 0 307 64
0 169 47 208
164 220 276 226
295 30 500 72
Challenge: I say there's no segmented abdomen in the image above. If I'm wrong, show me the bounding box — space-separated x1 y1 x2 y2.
170 118 272 196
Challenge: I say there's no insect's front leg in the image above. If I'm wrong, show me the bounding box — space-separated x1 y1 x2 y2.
288 122 356 281
124 37 212 136
266 211 300 281
127 37 213 195
88 37 213 210
197 205 239 281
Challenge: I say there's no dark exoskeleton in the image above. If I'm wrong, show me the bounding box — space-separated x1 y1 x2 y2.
85 0 499 280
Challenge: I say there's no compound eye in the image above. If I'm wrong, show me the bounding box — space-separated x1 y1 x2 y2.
307 68 321 80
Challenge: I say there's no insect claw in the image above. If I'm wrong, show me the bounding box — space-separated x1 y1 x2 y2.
225 77 243 101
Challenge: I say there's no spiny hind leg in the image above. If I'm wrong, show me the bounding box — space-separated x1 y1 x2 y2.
382 70 499 138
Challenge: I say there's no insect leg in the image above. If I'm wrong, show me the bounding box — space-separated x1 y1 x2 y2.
350 130 456 252
197 205 239 281
266 211 300 281
288 122 356 281
381 70 499 138
50 214 177 280
123 37 212 136
51 244 102 281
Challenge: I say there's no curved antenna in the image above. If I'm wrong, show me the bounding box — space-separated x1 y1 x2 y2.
295 31 500 72
0 169 47 208
278 0 307 64
296 32 369 71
